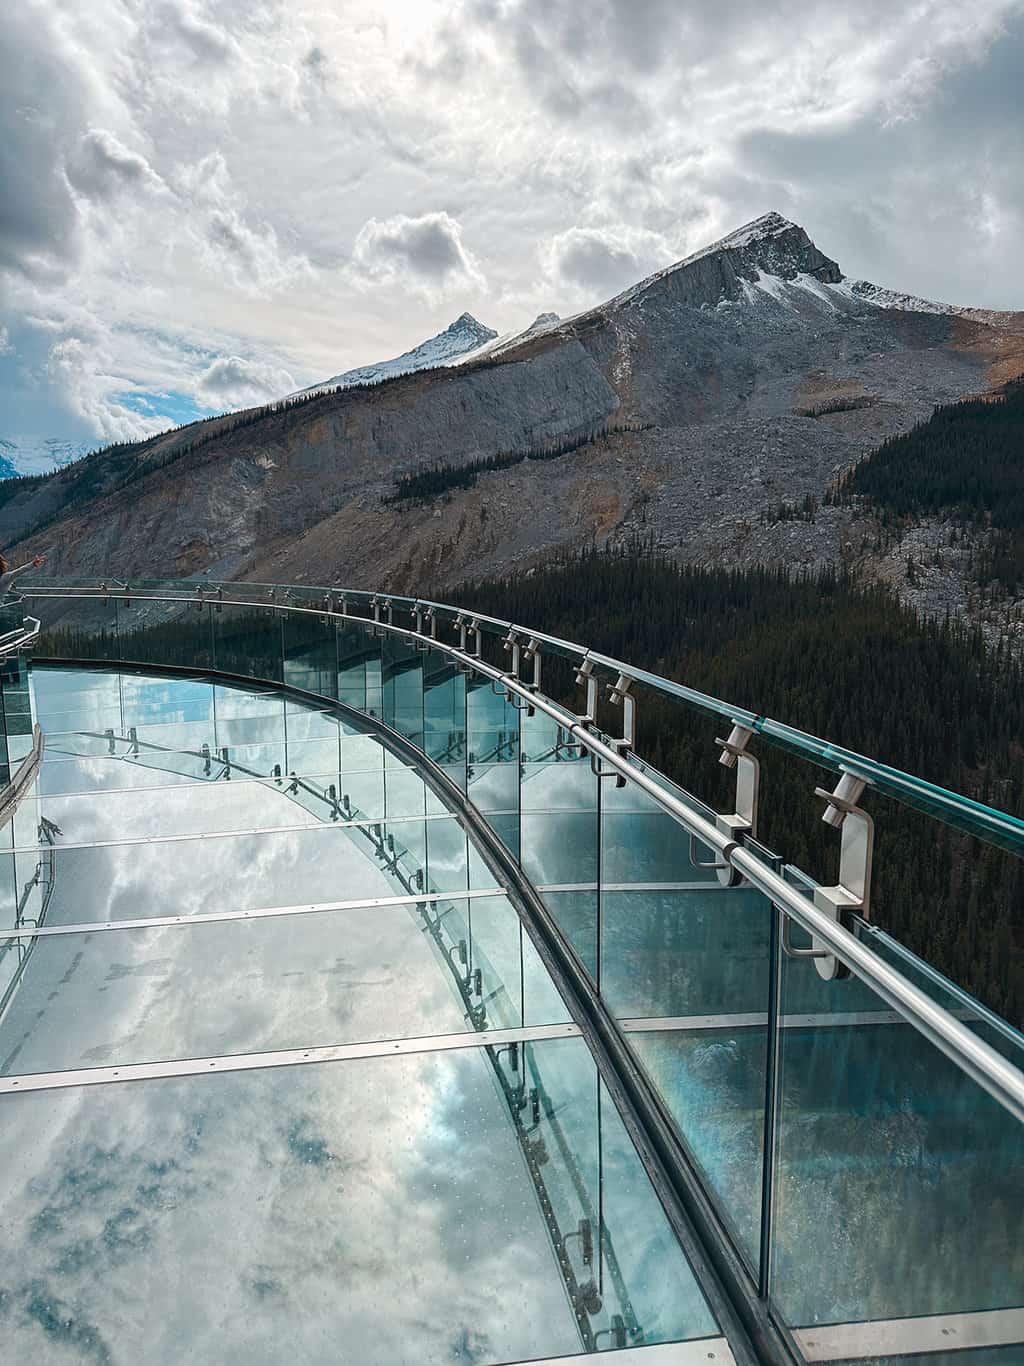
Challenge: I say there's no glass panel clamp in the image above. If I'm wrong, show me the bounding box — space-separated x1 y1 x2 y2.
688 723 759 886
588 673 635 786
783 772 875 980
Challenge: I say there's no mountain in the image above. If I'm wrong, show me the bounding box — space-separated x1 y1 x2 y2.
3 212 1023 623
288 313 499 398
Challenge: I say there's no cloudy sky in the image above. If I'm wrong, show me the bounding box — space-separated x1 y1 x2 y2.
2 0 1023 452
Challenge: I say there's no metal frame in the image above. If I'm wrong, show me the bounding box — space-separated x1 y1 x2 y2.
0 1022 584 1094
0 887 510 939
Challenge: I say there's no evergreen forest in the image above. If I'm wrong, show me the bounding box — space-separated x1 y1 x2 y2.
835 378 1024 591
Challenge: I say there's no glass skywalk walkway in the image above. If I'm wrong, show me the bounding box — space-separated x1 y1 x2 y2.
0 580 1022 1366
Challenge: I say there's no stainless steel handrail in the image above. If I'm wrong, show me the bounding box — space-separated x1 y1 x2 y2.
20 583 1024 1124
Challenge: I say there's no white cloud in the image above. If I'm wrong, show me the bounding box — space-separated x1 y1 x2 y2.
351 211 485 296
182 152 313 297
197 354 296 408
46 333 168 443
543 225 676 301
66 128 165 201
0 326 13 356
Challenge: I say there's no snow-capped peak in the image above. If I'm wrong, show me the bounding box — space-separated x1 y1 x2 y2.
690 210 800 257
288 313 499 399
452 310 564 365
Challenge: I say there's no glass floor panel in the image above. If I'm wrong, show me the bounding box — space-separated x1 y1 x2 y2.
0 664 726 1364
0 897 567 1076
0 1040 719 1365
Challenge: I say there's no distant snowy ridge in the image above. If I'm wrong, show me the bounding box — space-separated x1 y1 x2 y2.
845 280 968 315
0 436 93 479
288 313 499 399
452 312 562 365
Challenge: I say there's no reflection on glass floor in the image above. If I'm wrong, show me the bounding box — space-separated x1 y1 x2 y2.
0 666 730 1366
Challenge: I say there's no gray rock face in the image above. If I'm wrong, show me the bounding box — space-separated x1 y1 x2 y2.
5 212 1022 626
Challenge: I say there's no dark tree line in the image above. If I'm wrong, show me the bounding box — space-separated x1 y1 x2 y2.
833 377 1024 591
386 423 651 504
456 547 1024 1027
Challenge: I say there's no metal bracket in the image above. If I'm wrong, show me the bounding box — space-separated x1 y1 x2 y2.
412 603 424 648
523 638 542 693
783 772 875 980
574 657 598 727
686 724 759 887
502 629 521 679
503 638 541 716
454 614 481 671
587 674 635 787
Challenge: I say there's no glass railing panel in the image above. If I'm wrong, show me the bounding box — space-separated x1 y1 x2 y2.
0 834 25 1015
435 894 522 1032
380 764 443 820
35 753 221 796
10 765 42 854
0 1037 721 1364
281 608 338 700
0 896 539 1076
364 631 383 719
423 648 466 791
770 908 1024 1362
537 889 599 981
521 1029 600 1291
424 817 500 896
606 883 773 1272
30 670 285 731
336 734 385 820
381 633 423 744
520 711 599 966
601 775 721 885
597 1070 723 1346
211 602 283 683
335 620 372 713
38 731 350 791
116 597 214 673
0 655 33 774
520 1037 719 1349
28 592 120 661
854 918 1024 1063
466 673 518 855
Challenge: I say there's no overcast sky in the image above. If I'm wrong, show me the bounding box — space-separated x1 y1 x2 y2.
2 0 1023 449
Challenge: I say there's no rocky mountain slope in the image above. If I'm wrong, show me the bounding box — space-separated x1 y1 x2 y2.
3 212 1023 616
